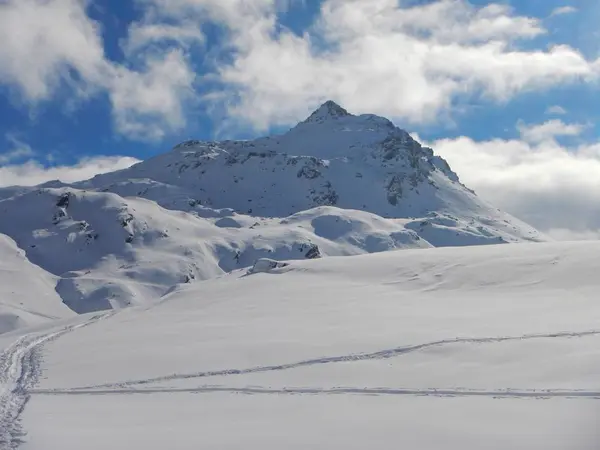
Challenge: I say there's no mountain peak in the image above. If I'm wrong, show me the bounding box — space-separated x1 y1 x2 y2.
303 100 351 123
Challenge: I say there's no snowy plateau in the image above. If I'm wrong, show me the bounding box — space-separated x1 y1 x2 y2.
1 102 598 449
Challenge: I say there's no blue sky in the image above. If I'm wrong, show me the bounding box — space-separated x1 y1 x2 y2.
2 0 600 235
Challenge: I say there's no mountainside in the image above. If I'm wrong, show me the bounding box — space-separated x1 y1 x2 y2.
81 101 541 244
0 188 431 314
0 101 545 322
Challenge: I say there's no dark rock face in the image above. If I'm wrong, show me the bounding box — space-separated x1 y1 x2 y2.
56 193 71 208
311 182 339 207
52 209 67 225
304 244 321 259
386 175 404 206
297 163 322 179
119 213 134 228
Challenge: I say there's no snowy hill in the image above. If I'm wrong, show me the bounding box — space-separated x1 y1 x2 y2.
0 187 433 314
0 101 544 319
0 234 74 334
6 241 600 449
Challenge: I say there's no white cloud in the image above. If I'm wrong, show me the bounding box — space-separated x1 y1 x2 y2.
123 22 205 55
0 148 35 165
0 134 35 164
0 0 106 101
428 129 600 236
550 6 578 17
546 105 567 115
0 0 197 141
517 119 585 144
0 156 140 187
194 0 600 131
109 50 196 141
0 0 598 138
134 0 287 27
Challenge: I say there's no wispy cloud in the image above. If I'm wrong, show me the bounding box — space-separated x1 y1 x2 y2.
550 6 578 17
0 134 35 164
517 119 585 144
0 156 140 187
545 105 567 115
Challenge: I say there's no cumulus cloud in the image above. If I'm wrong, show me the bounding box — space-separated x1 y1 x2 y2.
109 50 196 140
0 0 106 101
517 119 585 144
0 0 197 141
429 129 600 238
204 0 599 130
1 0 599 138
0 156 140 187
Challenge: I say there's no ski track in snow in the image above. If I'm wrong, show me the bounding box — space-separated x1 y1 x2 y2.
37 328 600 400
29 385 600 400
0 312 115 450
0 321 595 449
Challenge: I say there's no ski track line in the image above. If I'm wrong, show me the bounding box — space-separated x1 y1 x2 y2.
0 311 115 450
68 328 600 391
29 385 600 400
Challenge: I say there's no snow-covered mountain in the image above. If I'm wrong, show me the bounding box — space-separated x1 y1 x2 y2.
0 101 544 323
4 103 595 449
81 101 541 243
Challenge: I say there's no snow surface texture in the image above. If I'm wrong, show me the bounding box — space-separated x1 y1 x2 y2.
0 312 113 449
6 242 600 449
0 101 543 319
0 235 73 334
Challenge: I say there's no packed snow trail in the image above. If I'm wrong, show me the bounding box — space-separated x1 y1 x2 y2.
0 312 115 450
65 327 600 391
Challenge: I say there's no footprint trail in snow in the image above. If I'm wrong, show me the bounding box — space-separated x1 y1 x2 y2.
0 312 114 450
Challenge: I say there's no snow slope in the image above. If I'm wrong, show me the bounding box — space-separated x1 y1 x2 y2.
0 187 434 314
0 182 540 315
8 241 600 449
0 234 73 334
